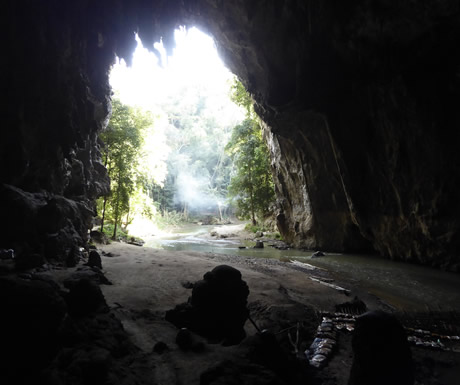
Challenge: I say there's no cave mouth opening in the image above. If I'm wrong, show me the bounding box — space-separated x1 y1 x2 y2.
104 26 246 239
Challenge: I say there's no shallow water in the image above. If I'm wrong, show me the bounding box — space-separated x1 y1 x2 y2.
145 225 460 312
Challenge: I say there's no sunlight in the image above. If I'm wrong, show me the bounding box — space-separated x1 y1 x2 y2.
109 26 242 124
107 26 247 238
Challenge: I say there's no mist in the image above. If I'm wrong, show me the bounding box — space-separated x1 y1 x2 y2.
110 27 245 222
175 172 225 213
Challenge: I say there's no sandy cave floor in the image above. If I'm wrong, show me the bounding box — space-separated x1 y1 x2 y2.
93 236 460 385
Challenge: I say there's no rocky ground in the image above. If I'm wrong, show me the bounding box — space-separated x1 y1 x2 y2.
96 240 460 385
1 225 459 385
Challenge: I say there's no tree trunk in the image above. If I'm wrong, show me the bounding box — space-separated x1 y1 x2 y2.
183 201 188 220
100 150 111 233
112 169 122 240
217 203 223 222
124 204 130 231
112 214 118 240
100 196 108 233
112 193 119 240
248 164 256 226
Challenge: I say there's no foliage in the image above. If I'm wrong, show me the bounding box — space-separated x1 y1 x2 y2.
151 84 238 219
154 210 185 229
230 80 254 117
98 98 154 239
100 223 128 241
244 224 282 240
226 80 275 225
244 223 265 233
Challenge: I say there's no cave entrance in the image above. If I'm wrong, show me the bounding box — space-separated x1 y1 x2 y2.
101 27 249 240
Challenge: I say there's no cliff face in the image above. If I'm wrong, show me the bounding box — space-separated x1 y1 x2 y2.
195 0 460 269
2 0 460 269
1 1 113 263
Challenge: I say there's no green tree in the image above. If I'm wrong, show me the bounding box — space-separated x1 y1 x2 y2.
154 84 236 219
226 80 275 224
99 98 153 239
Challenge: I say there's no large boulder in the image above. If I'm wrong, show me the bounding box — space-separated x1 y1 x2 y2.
65 279 109 317
0 277 67 382
166 265 250 345
349 310 414 385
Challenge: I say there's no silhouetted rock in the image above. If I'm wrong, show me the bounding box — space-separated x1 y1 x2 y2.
181 280 194 289
64 347 112 384
335 296 367 315
15 252 45 270
64 265 112 288
65 279 108 317
166 265 249 345
90 230 109 244
200 360 285 385
311 251 325 258
86 250 102 269
0 277 67 382
254 240 264 249
128 236 145 246
176 328 194 350
349 310 414 385
153 341 169 354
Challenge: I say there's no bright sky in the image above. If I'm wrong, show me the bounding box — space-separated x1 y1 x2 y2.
109 26 243 123
109 26 245 189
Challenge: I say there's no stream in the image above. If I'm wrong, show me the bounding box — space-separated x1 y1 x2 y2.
144 224 460 312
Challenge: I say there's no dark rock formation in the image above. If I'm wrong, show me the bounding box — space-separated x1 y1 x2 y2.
63 265 112 287
153 341 169 354
200 360 285 385
0 275 141 385
1 0 111 265
349 310 414 385
311 251 325 258
90 230 109 245
65 278 109 317
0 277 67 381
2 0 460 269
86 250 103 269
335 296 368 315
166 265 250 345
254 240 264 249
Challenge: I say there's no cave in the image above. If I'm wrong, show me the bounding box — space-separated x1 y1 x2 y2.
1 1 460 384
3 0 460 270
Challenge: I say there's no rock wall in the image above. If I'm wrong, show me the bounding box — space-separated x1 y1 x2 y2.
2 0 460 269
1 1 113 263
192 0 460 269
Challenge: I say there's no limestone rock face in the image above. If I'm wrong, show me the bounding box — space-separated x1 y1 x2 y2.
1 1 112 261
264 117 372 253
2 0 460 269
193 0 460 268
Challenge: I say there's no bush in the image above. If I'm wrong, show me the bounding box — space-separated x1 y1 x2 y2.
244 224 283 240
155 210 185 229
244 223 268 233
100 223 129 241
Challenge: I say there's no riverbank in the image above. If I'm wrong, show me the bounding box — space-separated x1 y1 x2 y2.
96 240 460 385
